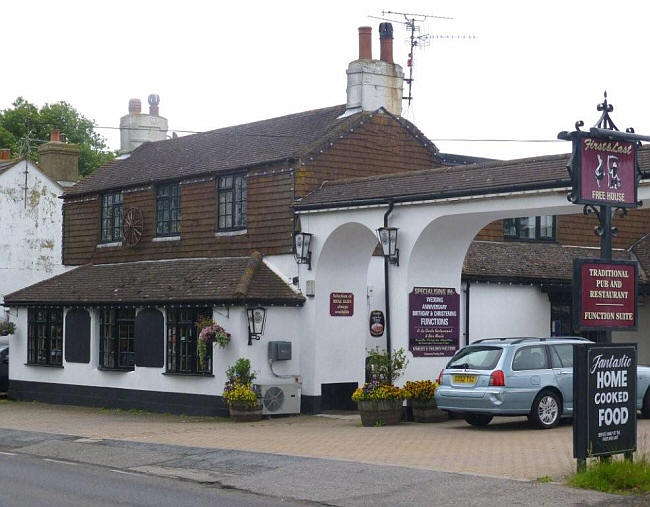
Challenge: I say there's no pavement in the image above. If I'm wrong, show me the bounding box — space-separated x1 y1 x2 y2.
1 400 649 505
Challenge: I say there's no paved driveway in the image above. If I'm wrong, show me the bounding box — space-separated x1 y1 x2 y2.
0 401 648 481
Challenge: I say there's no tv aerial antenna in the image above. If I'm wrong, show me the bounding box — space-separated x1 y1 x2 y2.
369 10 476 105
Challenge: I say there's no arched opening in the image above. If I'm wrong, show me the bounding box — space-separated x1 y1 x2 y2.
311 222 378 409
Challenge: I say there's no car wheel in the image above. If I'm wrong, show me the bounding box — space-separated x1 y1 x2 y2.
529 390 561 429
464 414 493 427
641 389 650 419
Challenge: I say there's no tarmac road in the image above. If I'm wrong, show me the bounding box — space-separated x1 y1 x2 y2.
0 427 647 506
0 451 309 507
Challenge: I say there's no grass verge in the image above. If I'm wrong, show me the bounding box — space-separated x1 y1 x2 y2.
567 456 650 495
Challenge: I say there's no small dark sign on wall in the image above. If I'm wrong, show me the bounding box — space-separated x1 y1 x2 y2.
573 259 637 331
572 134 637 208
330 292 354 316
574 343 637 459
369 310 385 337
408 287 460 357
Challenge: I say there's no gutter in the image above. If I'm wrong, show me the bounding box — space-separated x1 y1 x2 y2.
294 179 573 213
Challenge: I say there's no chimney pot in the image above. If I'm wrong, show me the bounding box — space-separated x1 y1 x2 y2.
0 148 11 160
148 94 160 116
50 129 61 143
358 26 372 60
379 22 394 64
128 98 142 114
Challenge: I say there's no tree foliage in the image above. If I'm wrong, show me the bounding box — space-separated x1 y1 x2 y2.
0 97 114 176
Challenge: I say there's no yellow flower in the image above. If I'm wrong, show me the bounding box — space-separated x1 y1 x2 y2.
403 380 438 401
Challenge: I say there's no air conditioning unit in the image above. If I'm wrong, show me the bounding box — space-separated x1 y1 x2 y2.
256 382 301 415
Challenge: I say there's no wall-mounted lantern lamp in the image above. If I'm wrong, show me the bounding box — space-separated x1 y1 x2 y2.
246 306 266 346
294 232 313 270
377 226 399 266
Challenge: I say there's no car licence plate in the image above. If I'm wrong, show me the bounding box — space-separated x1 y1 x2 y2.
453 374 477 384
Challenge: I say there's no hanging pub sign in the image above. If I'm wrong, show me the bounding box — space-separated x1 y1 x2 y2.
568 133 638 208
573 258 637 331
574 343 637 460
330 292 354 316
408 287 460 357
369 310 385 337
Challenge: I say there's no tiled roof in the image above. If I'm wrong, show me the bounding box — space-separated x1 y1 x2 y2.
296 145 650 209
64 106 441 197
3 253 305 306
463 241 646 283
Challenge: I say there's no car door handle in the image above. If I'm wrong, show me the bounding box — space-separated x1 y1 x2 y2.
558 371 570 375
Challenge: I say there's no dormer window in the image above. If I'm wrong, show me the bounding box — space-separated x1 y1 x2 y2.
101 191 123 243
217 173 247 231
156 182 181 237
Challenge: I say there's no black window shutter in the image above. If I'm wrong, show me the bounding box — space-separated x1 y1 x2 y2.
135 308 165 367
64 309 91 363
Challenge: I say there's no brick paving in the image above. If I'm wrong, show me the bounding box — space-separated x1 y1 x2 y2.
0 401 648 481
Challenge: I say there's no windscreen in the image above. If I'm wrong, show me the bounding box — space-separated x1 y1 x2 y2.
446 346 503 370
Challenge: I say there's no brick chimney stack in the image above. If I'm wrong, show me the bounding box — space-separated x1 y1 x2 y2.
119 94 168 153
37 129 80 184
358 26 372 59
341 23 404 118
379 23 394 64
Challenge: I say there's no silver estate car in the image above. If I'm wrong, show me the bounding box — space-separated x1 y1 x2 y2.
435 337 650 429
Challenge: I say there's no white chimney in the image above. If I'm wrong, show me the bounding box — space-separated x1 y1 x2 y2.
119 94 168 153
341 23 404 118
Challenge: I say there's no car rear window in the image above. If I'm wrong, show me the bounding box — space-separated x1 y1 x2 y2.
447 346 502 370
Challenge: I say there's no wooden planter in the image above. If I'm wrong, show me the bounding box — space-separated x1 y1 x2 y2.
410 398 447 423
228 401 263 422
357 399 403 426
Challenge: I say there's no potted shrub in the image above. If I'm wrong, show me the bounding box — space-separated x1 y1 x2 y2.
196 317 231 370
223 358 262 422
0 320 15 337
351 347 409 426
404 380 447 423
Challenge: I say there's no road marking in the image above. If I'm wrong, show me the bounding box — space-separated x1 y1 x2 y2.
0 451 17 456
110 469 139 476
43 458 78 466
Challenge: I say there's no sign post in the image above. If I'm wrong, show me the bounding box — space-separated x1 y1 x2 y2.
559 93 643 470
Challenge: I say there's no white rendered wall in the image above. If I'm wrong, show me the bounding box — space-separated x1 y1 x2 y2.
119 113 168 153
468 283 550 339
9 305 300 397
0 163 67 321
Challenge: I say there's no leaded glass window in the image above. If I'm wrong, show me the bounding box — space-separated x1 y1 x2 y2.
166 307 212 374
217 174 247 230
156 183 181 236
101 191 123 243
27 308 63 366
99 308 136 370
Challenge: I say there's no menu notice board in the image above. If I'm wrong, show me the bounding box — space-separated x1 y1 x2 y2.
574 343 637 459
330 292 354 316
408 287 460 357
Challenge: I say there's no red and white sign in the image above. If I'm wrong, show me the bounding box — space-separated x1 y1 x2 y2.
330 292 354 317
578 137 636 207
574 260 637 331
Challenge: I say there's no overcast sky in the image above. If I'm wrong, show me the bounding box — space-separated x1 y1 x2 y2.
4 0 650 160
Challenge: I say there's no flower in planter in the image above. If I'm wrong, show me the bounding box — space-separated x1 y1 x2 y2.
403 380 439 401
0 320 16 336
196 317 231 369
352 382 410 402
223 382 258 407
